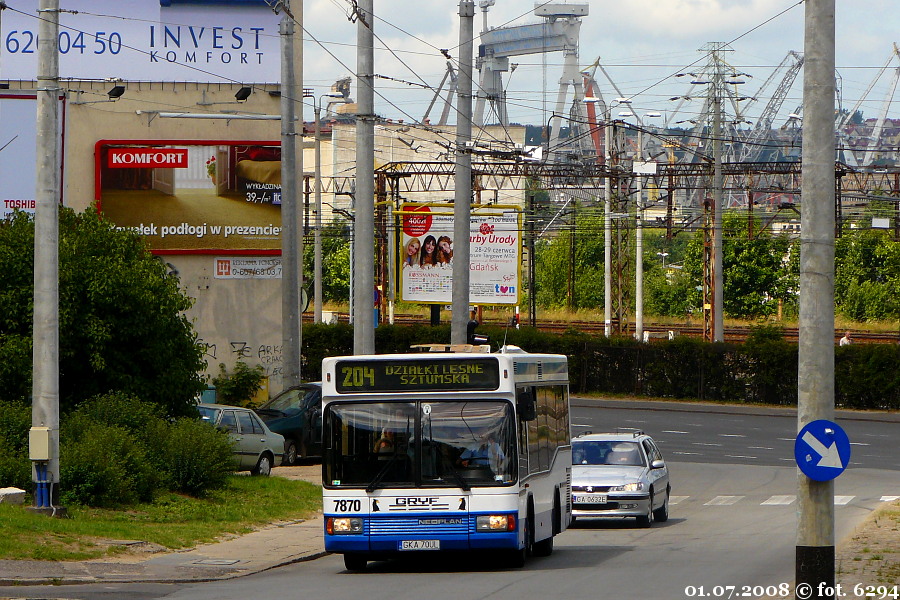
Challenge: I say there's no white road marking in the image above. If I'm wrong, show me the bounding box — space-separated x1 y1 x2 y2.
662 430 689 434
672 451 703 456
668 496 689 504
704 496 744 506
725 455 757 459
778 458 795 462
849 442 871 446
748 446 774 450
761 495 796 505
834 496 855 506
880 496 900 502
777 438 795 442
719 434 747 438
692 442 723 447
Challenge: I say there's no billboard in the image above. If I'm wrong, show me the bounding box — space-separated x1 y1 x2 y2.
96 140 283 253
398 203 521 305
0 93 64 218
1 1 281 82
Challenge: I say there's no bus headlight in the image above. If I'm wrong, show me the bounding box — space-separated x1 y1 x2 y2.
327 517 363 535
476 514 516 532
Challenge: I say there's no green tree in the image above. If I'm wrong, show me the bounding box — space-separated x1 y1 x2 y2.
0 208 206 417
303 220 350 303
835 229 900 321
533 207 605 309
667 212 795 320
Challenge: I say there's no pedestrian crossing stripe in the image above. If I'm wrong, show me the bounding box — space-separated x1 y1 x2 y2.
761 495 795 505
704 496 744 506
668 496 689 505
880 495 900 502
834 496 855 505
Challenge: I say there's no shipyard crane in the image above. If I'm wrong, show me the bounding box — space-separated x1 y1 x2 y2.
836 44 900 167
738 51 804 163
474 3 589 163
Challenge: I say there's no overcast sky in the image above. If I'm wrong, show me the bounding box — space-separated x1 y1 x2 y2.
302 0 899 129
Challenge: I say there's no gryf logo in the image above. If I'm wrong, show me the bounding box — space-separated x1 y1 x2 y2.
216 259 232 277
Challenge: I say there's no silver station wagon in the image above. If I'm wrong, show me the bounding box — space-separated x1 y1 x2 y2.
571 431 671 527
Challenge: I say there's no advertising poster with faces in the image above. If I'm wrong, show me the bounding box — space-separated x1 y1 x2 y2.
398 203 521 305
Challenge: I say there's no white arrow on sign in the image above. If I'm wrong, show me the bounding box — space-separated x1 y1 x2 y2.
801 431 844 469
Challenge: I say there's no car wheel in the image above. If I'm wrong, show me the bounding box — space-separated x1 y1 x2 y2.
283 441 297 466
636 490 653 527
343 553 367 572
252 453 273 476
653 489 670 523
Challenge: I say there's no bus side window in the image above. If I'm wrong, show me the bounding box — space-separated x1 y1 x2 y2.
517 387 536 422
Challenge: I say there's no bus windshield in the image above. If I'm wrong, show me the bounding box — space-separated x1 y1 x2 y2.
324 401 516 489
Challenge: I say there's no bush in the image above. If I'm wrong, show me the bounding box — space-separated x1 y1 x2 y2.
158 418 235 496
0 400 30 453
0 437 30 491
60 422 157 507
0 401 32 491
212 361 266 407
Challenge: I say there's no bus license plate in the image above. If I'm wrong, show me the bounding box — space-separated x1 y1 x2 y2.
400 540 440 551
574 494 607 504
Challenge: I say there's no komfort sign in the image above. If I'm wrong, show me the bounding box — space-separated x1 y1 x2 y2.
108 148 189 169
0 1 282 82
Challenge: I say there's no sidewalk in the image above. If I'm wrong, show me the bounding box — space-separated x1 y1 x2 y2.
0 465 328 586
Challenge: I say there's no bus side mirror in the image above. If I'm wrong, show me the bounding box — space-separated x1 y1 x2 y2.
517 389 537 422
467 320 488 345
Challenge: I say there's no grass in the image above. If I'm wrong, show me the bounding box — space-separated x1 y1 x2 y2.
0 475 320 562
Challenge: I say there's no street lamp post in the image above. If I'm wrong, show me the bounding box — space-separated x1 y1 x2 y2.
313 92 346 323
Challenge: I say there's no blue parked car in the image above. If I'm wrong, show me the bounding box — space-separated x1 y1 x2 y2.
254 383 322 465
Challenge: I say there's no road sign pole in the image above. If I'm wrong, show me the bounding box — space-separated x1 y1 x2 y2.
797 1 836 597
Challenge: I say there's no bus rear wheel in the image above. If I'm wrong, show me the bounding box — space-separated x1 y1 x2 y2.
343 554 367 572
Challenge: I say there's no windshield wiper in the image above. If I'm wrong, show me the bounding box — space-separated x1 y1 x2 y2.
366 447 405 493
442 463 470 491
254 408 285 416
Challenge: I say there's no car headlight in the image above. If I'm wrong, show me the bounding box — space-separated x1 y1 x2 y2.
327 517 363 535
476 514 516 532
611 482 643 492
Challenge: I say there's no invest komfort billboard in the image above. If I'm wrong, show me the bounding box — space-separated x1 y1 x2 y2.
1 1 282 82
398 203 522 305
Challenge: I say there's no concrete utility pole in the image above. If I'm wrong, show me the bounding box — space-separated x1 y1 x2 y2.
451 0 475 345
797 1 836 596
278 1 303 388
30 0 63 515
353 0 375 354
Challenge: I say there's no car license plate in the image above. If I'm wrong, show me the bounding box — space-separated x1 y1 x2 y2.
399 540 440 551
574 494 607 504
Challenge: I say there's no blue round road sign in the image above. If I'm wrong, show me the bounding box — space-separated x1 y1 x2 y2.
794 419 851 481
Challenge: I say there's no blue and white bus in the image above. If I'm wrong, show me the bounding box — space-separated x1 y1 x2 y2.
320 346 572 571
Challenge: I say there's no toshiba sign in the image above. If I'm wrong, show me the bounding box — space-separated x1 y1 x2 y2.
108 148 188 168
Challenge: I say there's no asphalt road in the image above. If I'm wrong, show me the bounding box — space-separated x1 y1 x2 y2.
572 397 900 471
4 401 897 600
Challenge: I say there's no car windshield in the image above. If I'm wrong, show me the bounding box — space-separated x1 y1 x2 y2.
259 386 317 413
324 400 516 489
573 441 645 466
196 405 220 423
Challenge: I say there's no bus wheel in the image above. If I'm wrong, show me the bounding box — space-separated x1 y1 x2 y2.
343 554 367 572
505 547 526 568
532 495 558 557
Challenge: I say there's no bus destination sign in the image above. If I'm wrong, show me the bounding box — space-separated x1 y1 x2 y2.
335 357 500 393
